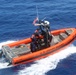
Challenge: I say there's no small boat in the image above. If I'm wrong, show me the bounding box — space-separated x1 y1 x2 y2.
1 28 76 66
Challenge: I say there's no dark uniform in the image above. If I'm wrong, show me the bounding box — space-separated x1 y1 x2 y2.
38 20 52 47
30 29 41 52
30 34 37 52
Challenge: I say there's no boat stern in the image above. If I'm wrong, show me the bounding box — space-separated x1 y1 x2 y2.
2 45 16 63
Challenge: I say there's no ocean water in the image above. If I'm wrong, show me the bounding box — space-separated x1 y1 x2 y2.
0 0 76 75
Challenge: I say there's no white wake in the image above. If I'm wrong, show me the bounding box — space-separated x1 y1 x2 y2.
18 44 76 75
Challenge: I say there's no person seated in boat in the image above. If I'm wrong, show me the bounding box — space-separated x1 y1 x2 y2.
30 34 37 52
34 28 42 48
33 18 52 47
30 30 42 52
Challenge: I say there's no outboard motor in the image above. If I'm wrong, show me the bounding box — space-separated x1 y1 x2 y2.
0 50 3 57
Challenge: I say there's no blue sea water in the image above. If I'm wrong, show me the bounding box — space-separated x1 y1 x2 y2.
0 0 76 75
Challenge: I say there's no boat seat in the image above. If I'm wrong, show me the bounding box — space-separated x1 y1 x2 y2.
65 29 73 35
59 33 68 40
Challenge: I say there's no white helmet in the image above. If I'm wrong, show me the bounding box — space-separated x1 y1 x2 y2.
44 21 50 25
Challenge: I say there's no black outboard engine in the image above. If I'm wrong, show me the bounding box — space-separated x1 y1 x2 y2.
0 50 3 57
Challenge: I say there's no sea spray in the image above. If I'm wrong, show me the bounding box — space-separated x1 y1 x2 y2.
19 44 76 75
0 41 15 49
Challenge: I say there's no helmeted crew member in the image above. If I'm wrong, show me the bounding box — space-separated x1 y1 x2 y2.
40 20 52 47
33 17 52 47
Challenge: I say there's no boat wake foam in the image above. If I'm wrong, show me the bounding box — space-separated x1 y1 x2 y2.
0 40 76 74
18 44 76 75
0 58 12 69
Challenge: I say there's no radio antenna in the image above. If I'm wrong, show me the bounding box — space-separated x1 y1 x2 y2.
36 5 39 21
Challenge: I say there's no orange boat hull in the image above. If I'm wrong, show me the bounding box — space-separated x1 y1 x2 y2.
3 28 76 66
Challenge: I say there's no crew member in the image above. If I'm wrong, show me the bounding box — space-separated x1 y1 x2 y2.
30 34 37 52
33 18 52 47
34 28 42 49
30 29 42 52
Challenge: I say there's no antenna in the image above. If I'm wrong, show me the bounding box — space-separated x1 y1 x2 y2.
36 5 39 21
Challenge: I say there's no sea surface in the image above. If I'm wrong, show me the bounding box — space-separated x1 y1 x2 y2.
0 0 76 75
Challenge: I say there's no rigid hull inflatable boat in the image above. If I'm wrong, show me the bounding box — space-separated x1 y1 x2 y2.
1 28 76 66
